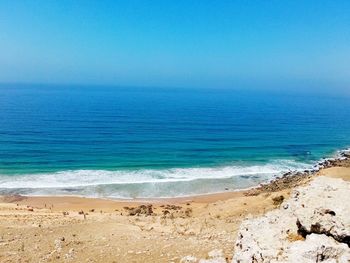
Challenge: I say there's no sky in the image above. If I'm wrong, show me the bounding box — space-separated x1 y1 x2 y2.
0 0 349 89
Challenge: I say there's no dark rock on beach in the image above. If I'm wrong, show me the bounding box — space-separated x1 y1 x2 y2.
124 204 154 216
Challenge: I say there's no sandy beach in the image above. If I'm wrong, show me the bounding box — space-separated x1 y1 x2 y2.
2 1 350 262
0 157 349 263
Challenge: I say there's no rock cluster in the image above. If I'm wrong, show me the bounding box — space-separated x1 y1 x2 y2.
245 148 350 197
123 204 154 216
232 176 350 262
316 149 350 170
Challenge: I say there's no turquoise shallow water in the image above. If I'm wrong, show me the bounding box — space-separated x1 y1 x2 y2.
0 85 350 198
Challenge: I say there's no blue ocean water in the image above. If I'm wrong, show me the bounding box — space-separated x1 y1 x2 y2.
0 84 350 198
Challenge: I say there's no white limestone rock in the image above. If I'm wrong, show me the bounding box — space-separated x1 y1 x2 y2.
233 209 297 262
232 176 350 263
288 176 350 243
286 234 350 263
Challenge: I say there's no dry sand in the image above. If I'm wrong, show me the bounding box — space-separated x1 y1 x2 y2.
0 160 349 263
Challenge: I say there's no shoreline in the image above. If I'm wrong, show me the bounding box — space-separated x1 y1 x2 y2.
1 149 349 211
0 148 347 200
0 151 349 262
2 148 349 206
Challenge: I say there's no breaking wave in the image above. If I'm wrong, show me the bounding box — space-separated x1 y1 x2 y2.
0 159 312 198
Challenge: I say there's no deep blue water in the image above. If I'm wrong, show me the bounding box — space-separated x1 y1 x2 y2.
0 85 349 198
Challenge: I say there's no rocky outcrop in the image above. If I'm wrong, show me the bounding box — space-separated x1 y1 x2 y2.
292 177 350 246
232 176 350 262
286 234 350 263
245 149 350 197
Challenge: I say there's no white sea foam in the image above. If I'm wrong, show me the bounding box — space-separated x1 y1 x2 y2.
0 159 311 190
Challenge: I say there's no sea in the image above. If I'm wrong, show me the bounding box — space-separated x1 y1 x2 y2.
0 84 349 198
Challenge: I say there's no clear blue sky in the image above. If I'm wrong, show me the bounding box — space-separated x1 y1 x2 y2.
0 0 349 89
